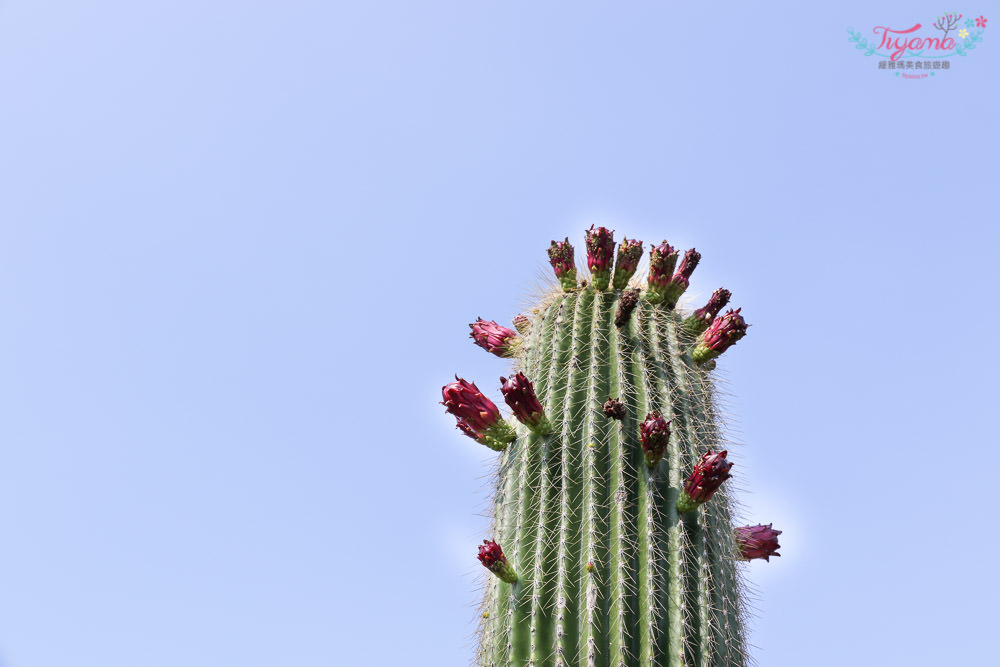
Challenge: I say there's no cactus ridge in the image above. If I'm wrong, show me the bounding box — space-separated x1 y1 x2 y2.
456 230 776 667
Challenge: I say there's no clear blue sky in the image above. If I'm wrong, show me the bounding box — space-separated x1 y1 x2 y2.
0 2 997 665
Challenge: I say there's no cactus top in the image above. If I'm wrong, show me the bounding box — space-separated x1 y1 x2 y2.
449 228 779 667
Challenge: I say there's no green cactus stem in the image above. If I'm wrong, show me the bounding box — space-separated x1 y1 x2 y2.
450 229 776 667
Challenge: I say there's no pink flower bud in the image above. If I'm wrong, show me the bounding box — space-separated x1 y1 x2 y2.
639 411 671 468
469 318 521 358
499 372 553 435
585 225 615 290
612 238 643 290
478 539 517 583
548 238 577 291
677 451 733 512
735 524 782 562
512 314 531 334
692 308 749 365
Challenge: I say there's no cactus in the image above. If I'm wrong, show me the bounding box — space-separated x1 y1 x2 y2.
442 228 780 667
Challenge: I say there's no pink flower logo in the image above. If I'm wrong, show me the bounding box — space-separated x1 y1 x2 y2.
975 15 988 28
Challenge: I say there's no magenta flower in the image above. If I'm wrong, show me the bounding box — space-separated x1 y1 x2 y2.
442 376 516 450
585 225 615 291
469 317 521 358
735 524 782 562
645 241 678 305
976 15 987 28
639 411 671 468
478 539 517 583
692 308 749 365
499 372 553 435
684 288 732 336
612 238 643 290
548 238 578 291
657 248 701 309
677 451 733 513
512 314 531 335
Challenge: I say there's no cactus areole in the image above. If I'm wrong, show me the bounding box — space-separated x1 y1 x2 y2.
441 229 781 666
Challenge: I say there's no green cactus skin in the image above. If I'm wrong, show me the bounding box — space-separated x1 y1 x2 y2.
476 286 750 667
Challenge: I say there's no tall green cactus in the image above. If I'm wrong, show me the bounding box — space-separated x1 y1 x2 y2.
443 228 781 667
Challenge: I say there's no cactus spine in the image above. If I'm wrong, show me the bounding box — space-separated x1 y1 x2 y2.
444 229 779 667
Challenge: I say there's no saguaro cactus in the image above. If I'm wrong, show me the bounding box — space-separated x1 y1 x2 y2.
442 228 780 667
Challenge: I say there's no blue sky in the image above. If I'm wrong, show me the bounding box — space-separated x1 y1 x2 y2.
0 1 997 665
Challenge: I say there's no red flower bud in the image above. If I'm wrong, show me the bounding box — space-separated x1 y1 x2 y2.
655 248 701 309
685 288 732 336
612 238 643 290
677 451 733 512
548 238 578 291
692 308 748 365
442 377 515 449
469 317 521 358
499 372 553 435
646 241 678 305
735 524 782 562
512 314 531 334
585 225 615 290
478 539 517 583
639 411 671 468
676 248 701 281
